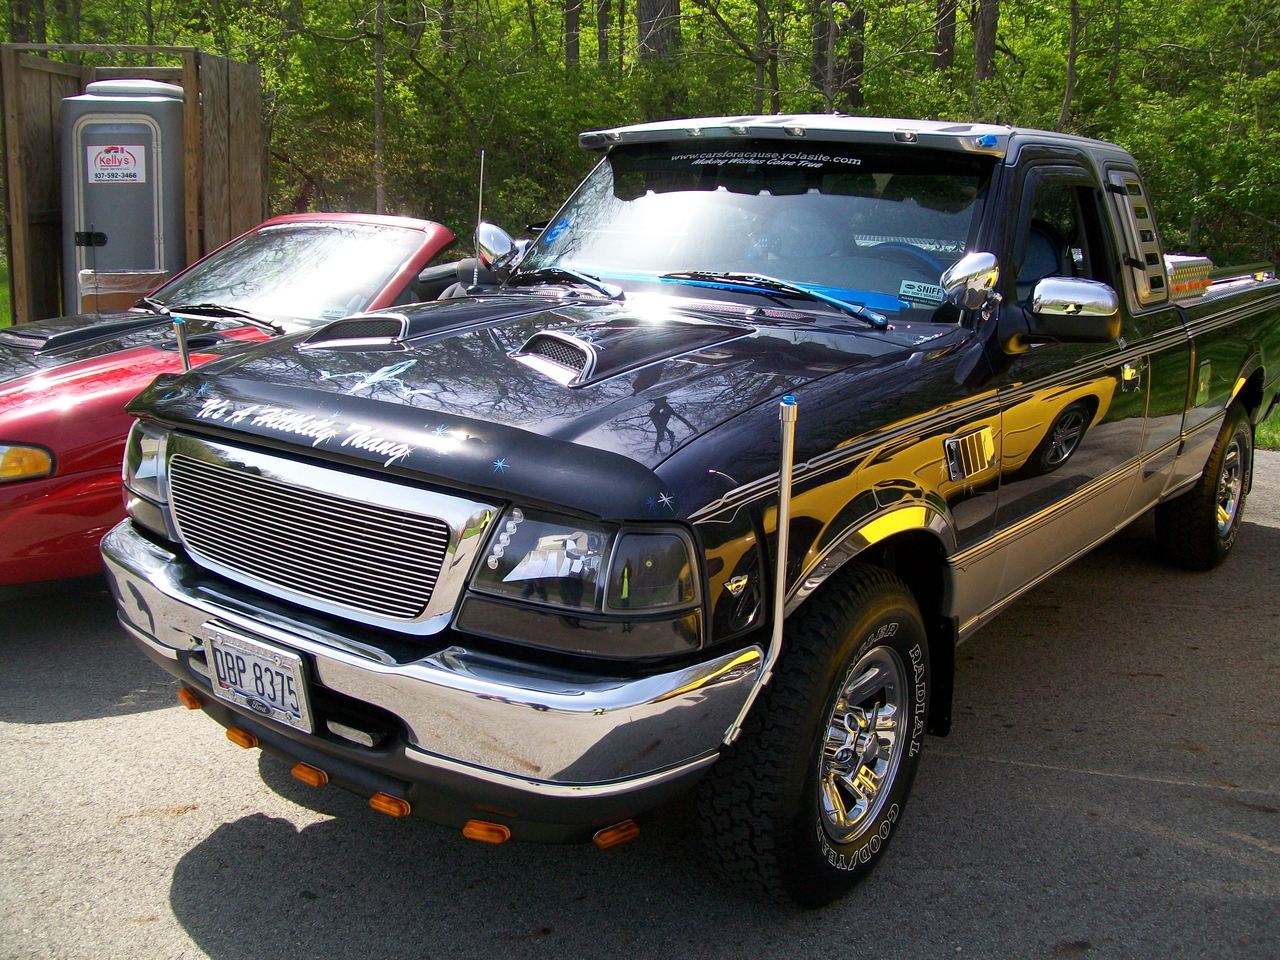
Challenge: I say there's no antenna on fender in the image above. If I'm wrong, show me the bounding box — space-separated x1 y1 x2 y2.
473 149 485 289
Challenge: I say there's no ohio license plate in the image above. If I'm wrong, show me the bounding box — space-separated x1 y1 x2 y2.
203 624 313 733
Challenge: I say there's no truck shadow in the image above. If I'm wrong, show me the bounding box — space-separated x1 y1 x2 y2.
0 575 177 724
165 517 1280 959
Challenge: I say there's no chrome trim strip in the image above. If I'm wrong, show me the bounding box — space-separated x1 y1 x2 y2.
402 746 720 798
102 520 762 786
949 458 1141 568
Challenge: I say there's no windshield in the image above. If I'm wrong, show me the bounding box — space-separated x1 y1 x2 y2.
519 139 993 319
152 221 423 324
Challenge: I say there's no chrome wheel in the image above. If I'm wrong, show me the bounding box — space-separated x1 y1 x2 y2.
818 646 906 845
1215 437 1244 535
1045 406 1087 466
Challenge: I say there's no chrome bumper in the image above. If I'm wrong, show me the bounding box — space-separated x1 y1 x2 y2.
101 521 761 803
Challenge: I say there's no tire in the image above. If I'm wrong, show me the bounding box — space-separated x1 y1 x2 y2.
697 564 930 907
1154 403 1253 570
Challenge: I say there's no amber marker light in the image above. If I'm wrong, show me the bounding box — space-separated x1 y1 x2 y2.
290 763 329 788
225 727 259 749
369 792 412 817
176 688 202 710
0 444 54 483
462 820 512 844
592 820 640 850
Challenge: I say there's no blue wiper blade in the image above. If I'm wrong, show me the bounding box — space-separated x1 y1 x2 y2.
661 271 888 329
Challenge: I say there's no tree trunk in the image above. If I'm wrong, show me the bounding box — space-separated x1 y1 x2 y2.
442 0 455 53
566 0 582 69
812 0 862 111
838 6 865 112
7 0 33 43
637 0 679 59
1055 0 1079 131
935 0 956 70
974 0 999 82
374 0 386 214
597 0 610 66
526 0 542 51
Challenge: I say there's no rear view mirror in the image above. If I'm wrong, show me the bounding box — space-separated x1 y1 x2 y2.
942 252 1000 311
1028 277 1121 342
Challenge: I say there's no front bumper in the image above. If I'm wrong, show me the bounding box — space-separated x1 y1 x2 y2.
101 520 762 840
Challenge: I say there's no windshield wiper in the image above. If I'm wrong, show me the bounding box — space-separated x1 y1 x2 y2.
661 271 888 329
507 266 624 301
163 302 285 335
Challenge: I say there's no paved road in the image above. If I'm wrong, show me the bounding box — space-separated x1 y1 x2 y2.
3 455 1278 960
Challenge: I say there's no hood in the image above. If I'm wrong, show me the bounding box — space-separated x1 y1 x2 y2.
129 294 932 520
0 309 249 383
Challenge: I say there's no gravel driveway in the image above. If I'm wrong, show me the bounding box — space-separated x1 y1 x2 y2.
3 454 1278 960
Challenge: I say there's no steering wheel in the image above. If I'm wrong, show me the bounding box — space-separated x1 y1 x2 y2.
865 242 945 274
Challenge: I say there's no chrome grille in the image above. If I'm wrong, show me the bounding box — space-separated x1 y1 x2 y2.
169 455 450 621
529 335 588 372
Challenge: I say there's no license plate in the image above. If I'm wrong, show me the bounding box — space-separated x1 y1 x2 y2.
203 624 313 733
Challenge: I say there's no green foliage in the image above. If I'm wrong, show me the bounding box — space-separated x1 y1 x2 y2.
0 254 10 327
3 0 1277 265
1260 407 1280 451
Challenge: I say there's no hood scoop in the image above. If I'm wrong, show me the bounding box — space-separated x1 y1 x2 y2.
301 295 565 352
302 312 409 349
0 313 165 353
511 315 750 387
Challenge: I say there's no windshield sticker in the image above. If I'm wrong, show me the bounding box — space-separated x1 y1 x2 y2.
544 218 571 244
898 280 946 305
670 150 862 169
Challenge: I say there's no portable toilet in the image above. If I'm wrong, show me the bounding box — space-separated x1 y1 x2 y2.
60 79 186 313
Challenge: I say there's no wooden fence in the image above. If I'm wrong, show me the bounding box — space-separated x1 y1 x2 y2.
1 44 266 324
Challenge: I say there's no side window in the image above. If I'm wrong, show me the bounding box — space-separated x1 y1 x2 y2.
1015 180 1113 301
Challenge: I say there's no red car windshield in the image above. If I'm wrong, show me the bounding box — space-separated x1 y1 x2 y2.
151 221 423 324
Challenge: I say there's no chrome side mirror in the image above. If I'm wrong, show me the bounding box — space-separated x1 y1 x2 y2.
942 252 1001 311
475 222 514 269
1031 277 1119 318
1027 277 1121 343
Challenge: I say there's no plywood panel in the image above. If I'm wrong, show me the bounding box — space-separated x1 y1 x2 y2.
2 46 32 322
199 55 230 251
181 52 201 262
19 63 58 319
226 60 264 237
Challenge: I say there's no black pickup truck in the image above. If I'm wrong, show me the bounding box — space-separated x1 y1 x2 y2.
103 116 1280 906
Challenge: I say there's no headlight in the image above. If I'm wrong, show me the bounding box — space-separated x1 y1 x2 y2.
122 420 168 502
471 508 611 611
122 420 170 536
0 444 55 483
471 507 699 614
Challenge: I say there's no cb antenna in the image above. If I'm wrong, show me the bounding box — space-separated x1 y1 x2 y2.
472 149 485 289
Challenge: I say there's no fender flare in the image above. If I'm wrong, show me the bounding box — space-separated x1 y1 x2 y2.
785 496 956 617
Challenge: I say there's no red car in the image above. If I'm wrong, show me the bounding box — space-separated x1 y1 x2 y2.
0 213 458 585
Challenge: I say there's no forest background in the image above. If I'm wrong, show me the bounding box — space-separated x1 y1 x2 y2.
5 0 1278 272
4 0 1280 444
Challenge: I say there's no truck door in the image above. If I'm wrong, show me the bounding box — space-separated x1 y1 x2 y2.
993 163 1148 600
